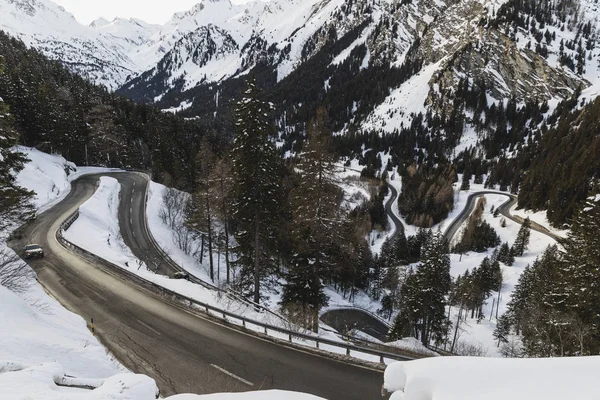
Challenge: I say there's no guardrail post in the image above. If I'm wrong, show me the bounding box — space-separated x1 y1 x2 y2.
264 327 268 335
242 320 246 328
289 333 292 342
380 355 384 363
316 341 319 349
346 347 350 356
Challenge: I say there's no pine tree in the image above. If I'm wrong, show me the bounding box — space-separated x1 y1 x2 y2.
460 170 471 191
0 57 34 230
281 107 342 331
560 196 600 353
230 79 285 304
493 313 512 347
512 217 531 256
497 242 514 266
392 230 409 264
389 231 451 345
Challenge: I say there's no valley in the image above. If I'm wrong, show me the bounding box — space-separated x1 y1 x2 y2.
2 0 600 398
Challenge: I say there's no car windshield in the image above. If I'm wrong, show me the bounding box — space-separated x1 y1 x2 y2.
25 245 41 250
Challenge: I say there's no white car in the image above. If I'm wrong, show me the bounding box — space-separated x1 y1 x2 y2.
24 244 44 259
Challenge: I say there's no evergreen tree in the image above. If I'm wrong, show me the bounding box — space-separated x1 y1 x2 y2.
281 107 342 331
560 196 600 353
497 242 514 266
230 79 285 304
0 57 34 230
392 230 409 264
512 217 531 256
506 246 566 356
493 313 512 347
389 231 451 345
210 157 234 283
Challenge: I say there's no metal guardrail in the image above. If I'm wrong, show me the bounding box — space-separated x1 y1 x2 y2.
61 210 80 231
57 206 413 365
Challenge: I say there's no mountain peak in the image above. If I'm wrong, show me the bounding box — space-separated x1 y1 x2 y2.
89 17 110 28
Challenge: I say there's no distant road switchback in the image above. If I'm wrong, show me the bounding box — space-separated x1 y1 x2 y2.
443 191 565 244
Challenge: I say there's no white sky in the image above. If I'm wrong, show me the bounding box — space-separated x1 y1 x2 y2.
53 0 202 25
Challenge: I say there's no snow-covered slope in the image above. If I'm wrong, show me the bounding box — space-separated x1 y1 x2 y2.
121 0 356 95
90 17 160 53
0 0 154 89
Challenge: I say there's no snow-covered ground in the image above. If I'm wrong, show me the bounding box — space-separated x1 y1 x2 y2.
13 146 120 214
1 149 158 400
383 356 600 400
510 204 569 239
375 174 563 355
443 183 559 356
146 181 220 283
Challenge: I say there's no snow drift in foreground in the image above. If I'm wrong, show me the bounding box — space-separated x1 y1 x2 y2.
384 356 600 400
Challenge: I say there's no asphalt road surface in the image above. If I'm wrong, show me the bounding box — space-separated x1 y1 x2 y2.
9 173 384 400
443 191 565 244
385 183 403 243
321 310 390 342
106 172 176 276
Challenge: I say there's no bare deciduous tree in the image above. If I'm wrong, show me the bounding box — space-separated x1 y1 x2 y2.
0 247 34 293
500 336 524 358
453 340 490 357
159 187 197 256
159 187 187 230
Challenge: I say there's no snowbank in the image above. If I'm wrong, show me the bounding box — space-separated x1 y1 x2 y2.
384 356 600 400
63 176 143 270
13 146 119 214
0 284 121 379
0 362 157 400
14 146 76 212
386 338 439 357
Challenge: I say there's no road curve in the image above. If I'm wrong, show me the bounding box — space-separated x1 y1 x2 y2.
106 172 176 276
321 310 390 342
443 191 565 244
385 183 403 243
8 173 383 400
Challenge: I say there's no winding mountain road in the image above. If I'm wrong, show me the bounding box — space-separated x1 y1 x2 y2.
9 173 384 400
443 191 565 244
321 186 563 346
385 183 403 243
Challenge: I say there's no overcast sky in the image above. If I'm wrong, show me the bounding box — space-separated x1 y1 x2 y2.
53 0 202 25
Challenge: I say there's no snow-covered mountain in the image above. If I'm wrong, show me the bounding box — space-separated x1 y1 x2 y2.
120 0 362 95
3 0 600 138
118 0 599 132
0 0 157 89
89 17 160 53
